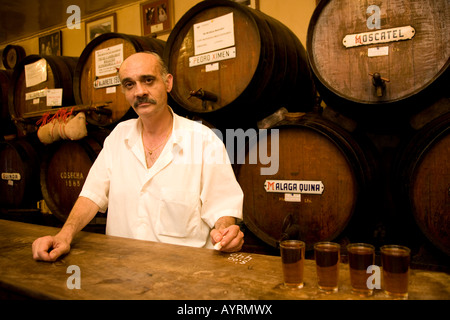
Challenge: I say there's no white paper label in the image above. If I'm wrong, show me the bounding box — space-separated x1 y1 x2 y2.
93 75 121 89
189 47 236 67
284 193 301 202
46 88 63 106
25 89 47 100
24 59 47 87
368 46 389 57
205 63 219 72
95 43 124 77
194 12 235 55
151 23 164 34
106 86 116 94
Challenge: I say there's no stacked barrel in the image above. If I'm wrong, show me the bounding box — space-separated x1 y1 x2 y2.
163 0 316 130
305 0 449 256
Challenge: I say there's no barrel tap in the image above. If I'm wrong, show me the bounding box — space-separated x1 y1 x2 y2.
278 212 300 246
369 72 390 97
188 88 218 110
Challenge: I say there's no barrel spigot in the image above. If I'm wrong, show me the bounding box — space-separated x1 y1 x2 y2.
187 88 218 110
369 72 390 97
279 212 300 245
188 88 218 102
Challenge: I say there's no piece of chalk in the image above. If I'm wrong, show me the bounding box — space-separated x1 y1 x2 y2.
214 242 222 250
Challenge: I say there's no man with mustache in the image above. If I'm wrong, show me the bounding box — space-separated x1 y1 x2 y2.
32 52 244 261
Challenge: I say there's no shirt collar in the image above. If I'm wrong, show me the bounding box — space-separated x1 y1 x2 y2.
124 106 184 150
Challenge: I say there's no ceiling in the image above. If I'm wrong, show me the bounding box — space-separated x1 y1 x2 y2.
0 0 138 45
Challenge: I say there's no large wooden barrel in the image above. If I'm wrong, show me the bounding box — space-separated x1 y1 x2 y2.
0 70 16 138
0 136 42 208
307 0 450 124
73 32 165 127
235 112 378 249
8 55 78 135
163 0 315 129
394 110 450 255
40 130 109 222
2 44 26 70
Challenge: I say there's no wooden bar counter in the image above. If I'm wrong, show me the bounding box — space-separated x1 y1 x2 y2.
0 219 449 300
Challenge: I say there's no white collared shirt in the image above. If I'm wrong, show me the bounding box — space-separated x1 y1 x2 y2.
79 109 243 249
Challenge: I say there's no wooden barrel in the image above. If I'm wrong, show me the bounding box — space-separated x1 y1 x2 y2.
163 0 315 129
307 0 450 124
0 70 16 138
235 112 378 249
2 45 26 70
40 129 109 222
0 136 42 208
8 55 78 135
73 32 165 127
394 111 450 255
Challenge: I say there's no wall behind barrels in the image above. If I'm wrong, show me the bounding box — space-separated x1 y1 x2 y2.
0 0 316 60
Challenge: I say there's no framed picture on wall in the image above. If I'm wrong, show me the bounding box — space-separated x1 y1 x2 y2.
85 14 116 44
39 31 61 56
249 0 260 10
141 0 174 36
231 0 260 10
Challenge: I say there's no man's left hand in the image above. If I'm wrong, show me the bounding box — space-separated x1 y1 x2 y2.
210 224 244 252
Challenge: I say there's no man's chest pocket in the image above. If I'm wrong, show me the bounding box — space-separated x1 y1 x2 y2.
156 188 200 238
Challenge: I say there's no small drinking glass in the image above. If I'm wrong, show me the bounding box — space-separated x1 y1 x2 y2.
280 240 305 289
314 242 340 293
347 243 375 296
381 245 410 299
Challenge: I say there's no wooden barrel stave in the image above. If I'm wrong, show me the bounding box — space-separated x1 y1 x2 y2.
73 32 165 127
164 0 315 129
235 113 378 249
307 0 450 124
0 137 42 208
394 111 450 255
166 5 261 110
2 45 26 70
40 129 109 222
8 55 78 134
0 70 16 138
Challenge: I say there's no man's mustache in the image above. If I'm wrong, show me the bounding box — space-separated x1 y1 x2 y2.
134 97 157 108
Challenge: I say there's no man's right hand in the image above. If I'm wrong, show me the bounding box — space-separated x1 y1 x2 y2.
31 196 100 262
32 235 71 262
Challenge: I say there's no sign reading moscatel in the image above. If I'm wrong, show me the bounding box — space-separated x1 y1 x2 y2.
343 25 415 48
